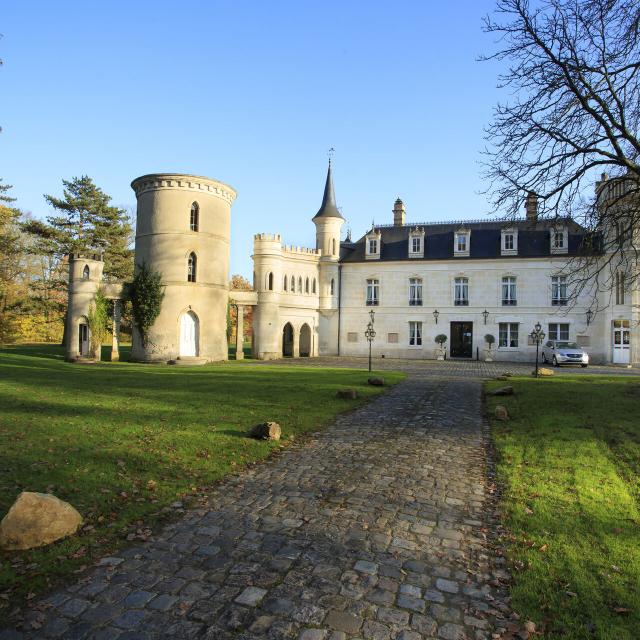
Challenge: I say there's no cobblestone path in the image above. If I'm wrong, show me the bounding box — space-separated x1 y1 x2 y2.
4 377 511 640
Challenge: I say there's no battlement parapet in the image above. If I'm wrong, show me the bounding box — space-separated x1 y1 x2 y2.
283 245 321 256
254 233 282 242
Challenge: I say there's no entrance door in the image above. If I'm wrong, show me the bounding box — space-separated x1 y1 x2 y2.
179 311 199 357
79 323 89 356
450 321 473 358
612 320 630 364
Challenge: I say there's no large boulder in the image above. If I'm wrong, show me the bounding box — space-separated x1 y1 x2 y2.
535 367 554 377
489 386 514 396
249 421 282 441
0 492 83 550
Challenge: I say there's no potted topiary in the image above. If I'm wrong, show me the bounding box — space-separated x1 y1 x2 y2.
484 334 496 362
434 334 447 360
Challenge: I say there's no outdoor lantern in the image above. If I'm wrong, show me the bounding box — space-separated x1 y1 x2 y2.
433 309 440 324
482 309 489 325
586 309 593 326
530 322 546 378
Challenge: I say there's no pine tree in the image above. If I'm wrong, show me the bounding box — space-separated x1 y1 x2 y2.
28 175 134 280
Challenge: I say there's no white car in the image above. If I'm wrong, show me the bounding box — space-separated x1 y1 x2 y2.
541 340 589 367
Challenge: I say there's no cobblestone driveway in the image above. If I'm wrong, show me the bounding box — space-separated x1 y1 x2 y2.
3 376 512 640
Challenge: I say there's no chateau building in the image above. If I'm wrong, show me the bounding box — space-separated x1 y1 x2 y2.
65 165 639 366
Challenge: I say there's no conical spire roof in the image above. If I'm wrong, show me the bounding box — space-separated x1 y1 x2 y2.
313 161 344 220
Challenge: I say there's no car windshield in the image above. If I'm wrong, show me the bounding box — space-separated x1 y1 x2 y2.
555 341 579 349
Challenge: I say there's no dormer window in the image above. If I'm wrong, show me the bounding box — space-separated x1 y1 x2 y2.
501 228 518 256
550 226 568 254
454 229 470 257
365 229 382 260
408 227 425 258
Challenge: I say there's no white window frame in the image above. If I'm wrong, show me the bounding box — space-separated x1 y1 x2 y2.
366 278 379 306
498 322 519 349
501 228 518 256
548 323 570 341
409 277 423 306
454 277 469 306
454 231 470 257
409 321 423 347
365 231 382 260
408 230 425 258
551 275 568 306
501 276 517 306
550 226 568 254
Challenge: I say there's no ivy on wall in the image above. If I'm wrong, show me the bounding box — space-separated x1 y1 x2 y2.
128 263 164 348
87 288 109 359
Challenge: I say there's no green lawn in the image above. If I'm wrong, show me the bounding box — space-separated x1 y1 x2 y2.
0 344 403 612
486 375 640 640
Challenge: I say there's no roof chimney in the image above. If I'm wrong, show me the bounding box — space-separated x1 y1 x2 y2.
393 198 406 226
525 192 538 222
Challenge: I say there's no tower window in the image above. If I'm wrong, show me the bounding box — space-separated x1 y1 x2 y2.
190 202 199 232
268 272 274 291
312 278 317 294
332 238 336 255
187 252 197 282
330 278 335 295
291 276 295 293
305 277 310 293
82 265 90 280
298 276 302 292
283 275 288 291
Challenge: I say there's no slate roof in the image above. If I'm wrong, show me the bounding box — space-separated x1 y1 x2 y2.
339 217 591 262
312 161 344 221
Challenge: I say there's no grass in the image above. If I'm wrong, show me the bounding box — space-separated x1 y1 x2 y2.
486 375 640 640
0 343 404 613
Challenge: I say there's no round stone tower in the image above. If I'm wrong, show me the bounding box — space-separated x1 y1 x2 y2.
130 173 237 362
65 253 104 361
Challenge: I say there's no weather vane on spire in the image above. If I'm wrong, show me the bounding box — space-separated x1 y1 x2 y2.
328 147 335 164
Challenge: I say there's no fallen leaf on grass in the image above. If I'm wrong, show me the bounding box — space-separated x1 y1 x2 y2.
613 607 630 615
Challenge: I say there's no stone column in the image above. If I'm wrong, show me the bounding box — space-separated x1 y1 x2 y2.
293 326 300 358
235 305 244 360
111 300 121 362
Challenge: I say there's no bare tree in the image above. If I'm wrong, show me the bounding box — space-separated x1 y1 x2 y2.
482 0 640 309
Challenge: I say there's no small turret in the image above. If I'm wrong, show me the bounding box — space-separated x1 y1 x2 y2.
313 160 344 259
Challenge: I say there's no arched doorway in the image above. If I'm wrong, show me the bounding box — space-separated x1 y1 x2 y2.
179 311 199 357
300 323 311 357
282 323 294 357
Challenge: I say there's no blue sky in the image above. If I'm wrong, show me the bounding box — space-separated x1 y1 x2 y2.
1 0 505 278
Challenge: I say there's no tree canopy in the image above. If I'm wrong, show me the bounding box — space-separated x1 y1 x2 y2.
483 0 640 298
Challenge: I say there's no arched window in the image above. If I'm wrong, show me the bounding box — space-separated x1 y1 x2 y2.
190 202 199 232
330 278 335 295
298 276 302 292
283 275 288 291
312 278 317 294
82 265 90 280
291 276 295 292
187 252 197 282
305 277 310 293
267 272 274 291
332 238 336 255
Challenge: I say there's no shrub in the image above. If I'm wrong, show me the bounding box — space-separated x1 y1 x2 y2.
485 334 496 347
128 263 164 348
87 288 109 359
435 334 447 346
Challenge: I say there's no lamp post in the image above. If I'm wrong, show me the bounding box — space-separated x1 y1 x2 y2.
530 321 546 378
365 310 376 372
482 309 489 325
432 309 440 324
586 309 593 326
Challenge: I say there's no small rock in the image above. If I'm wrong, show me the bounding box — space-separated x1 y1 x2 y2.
0 492 83 550
235 586 267 607
494 405 509 421
490 386 514 396
368 377 385 386
336 389 358 399
524 620 536 633
535 367 554 377
249 421 282 441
